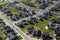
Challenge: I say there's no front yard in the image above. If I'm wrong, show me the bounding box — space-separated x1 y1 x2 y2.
8 6 21 15
0 28 6 40
17 14 58 35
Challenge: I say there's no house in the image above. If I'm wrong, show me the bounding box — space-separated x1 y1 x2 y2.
24 2 35 7
50 6 58 11
40 1 49 9
28 10 36 15
19 12 27 18
42 14 48 20
2 26 18 40
0 19 18 40
9 34 18 40
0 5 3 9
27 17 38 24
35 29 41 37
5 3 13 7
3 8 11 13
10 15 17 21
47 0 53 4
27 26 34 34
51 18 60 24
54 27 60 36
43 11 52 18
0 19 6 27
27 19 34 25
13 4 21 10
3 26 14 35
50 19 56 23
37 16 44 21
18 10 35 18
0 19 3 23
55 3 60 8
19 13 24 18
31 17 38 23
50 17 60 24
2 7 12 16
41 32 53 40
55 17 60 24
17 20 27 28
14 14 20 19
31 29 41 37
21 20 28 25
0 22 6 28
25 12 29 17
7 13 12 16
10 14 20 21
35 0 41 3
41 10 52 19
46 22 55 30
13 1 19 4
21 8 27 12
4 26 12 31
17 22 24 28
27 25 41 37
31 29 36 36
21 11 29 17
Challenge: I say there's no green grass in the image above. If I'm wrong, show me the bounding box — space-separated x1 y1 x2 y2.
56 36 60 40
0 2 8 5
8 6 21 15
27 0 40 8
16 0 23 2
0 18 6 40
18 36 23 40
2 6 22 20
18 14 58 35
0 28 6 40
2 12 10 20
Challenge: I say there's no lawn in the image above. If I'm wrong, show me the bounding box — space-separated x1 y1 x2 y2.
0 18 6 40
16 0 23 2
0 28 6 40
8 6 21 15
30 0 40 8
18 36 23 40
56 36 60 40
33 3 40 8
0 2 8 5
18 14 58 35
2 6 22 20
2 12 10 20
22 0 40 8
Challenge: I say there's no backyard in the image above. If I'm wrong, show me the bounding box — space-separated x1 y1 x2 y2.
17 14 58 35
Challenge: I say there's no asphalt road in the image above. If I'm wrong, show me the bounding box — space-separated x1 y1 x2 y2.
0 1 60 40
0 11 37 40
